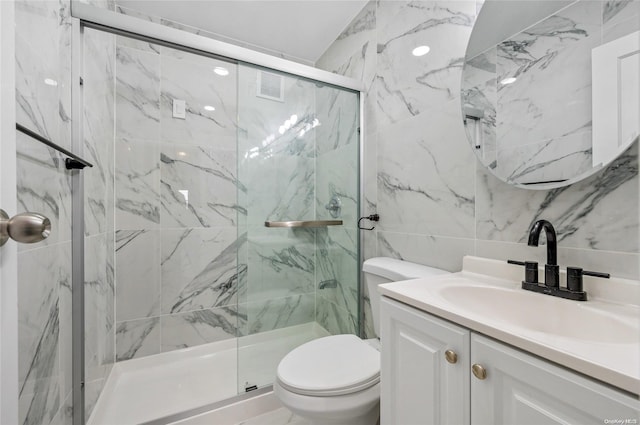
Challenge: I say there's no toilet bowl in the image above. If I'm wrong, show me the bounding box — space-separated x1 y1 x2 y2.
274 257 449 425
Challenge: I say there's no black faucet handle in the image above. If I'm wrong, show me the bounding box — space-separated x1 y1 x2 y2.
566 267 610 293
583 270 610 279
508 259 539 284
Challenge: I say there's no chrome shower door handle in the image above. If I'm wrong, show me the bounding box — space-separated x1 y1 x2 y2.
0 209 51 246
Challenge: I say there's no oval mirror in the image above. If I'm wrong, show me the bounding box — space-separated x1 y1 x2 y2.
461 0 639 189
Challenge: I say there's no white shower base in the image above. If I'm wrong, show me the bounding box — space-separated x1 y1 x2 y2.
88 322 330 425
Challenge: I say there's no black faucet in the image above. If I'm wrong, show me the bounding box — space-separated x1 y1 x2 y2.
527 219 559 288
509 219 610 301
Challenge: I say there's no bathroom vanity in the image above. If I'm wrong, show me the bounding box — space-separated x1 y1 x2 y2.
379 256 640 424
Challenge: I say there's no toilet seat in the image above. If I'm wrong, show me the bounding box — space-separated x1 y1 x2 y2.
276 334 380 397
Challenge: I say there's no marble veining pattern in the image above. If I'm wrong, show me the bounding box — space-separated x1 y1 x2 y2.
603 0 640 41
476 143 639 252
316 296 358 336
15 0 61 146
115 138 160 229
161 229 243 313
318 0 640 343
83 28 115 237
461 0 638 185
160 306 245 352
240 294 315 335
316 1 376 135
160 51 237 149
377 103 475 238
316 228 359 314
15 1 76 422
18 242 71 425
160 145 240 227
315 144 359 224
245 228 316 304
16 135 72 251
84 234 115 383
376 1 475 126
115 230 160 321
115 318 160 361
115 46 160 141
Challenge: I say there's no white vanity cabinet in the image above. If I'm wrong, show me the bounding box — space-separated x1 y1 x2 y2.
381 297 640 425
380 297 470 425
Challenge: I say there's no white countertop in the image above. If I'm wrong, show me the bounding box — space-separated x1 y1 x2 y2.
378 256 640 396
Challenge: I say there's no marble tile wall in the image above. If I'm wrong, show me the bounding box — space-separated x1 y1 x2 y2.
236 64 361 339
82 27 116 420
112 39 245 361
314 83 360 335
15 0 74 424
317 0 639 339
237 66 319 339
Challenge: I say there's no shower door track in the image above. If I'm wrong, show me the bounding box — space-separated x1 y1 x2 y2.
69 4 366 424
70 1 364 92
139 385 273 425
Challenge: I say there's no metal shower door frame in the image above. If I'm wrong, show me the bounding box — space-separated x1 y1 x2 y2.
69 3 366 424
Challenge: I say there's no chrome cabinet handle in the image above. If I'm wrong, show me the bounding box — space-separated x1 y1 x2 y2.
445 349 458 364
472 364 487 380
0 209 51 246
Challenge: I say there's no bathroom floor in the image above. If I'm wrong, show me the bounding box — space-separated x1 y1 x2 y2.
236 407 309 425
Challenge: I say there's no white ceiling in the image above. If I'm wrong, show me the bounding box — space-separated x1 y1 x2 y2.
117 0 369 64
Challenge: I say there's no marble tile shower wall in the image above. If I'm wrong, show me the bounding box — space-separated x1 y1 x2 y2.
317 0 639 339
314 86 360 335
237 67 318 336
236 65 361 337
15 0 74 424
82 27 116 420
113 40 244 360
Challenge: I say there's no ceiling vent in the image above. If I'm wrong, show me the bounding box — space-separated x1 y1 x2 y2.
257 71 284 102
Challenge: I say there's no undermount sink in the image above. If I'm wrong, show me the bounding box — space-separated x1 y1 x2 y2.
437 284 637 344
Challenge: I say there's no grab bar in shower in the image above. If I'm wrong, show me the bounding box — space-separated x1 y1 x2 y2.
264 220 343 228
16 123 94 169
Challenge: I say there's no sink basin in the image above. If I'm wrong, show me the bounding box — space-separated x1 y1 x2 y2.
438 284 637 344
378 256 640 395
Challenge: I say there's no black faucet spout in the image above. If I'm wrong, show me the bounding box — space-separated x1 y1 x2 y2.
527 219 557 265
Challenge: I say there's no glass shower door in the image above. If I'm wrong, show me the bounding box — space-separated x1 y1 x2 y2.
81 27 244 422
236 63 361 392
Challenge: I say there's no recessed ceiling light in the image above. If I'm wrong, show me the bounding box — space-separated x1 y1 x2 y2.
177 151 187 157
500 77 517 85
44 78 58 86
204 105 215 111
213 67 229 76
412 45 431 57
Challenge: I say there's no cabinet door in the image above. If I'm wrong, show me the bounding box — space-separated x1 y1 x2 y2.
471 334 640 425
380 298 470 425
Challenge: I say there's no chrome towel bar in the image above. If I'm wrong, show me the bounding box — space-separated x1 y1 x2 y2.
264 220 343 228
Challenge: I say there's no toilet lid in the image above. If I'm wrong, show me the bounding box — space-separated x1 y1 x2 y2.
276 335 380 397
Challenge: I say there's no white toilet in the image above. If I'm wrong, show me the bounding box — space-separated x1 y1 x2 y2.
274 257 449 425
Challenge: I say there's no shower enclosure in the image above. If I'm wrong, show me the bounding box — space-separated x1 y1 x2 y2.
72 5 363 424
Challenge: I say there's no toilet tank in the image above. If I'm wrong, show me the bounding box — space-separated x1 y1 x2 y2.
363 257 449 337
